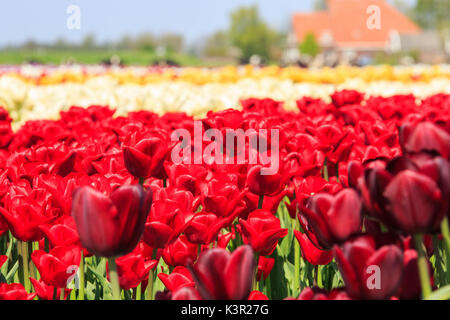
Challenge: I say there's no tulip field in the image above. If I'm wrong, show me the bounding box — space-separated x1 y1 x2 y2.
0 65 449 301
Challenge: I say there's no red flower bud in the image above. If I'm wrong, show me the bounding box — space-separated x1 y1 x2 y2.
239 210 288 256
71 185 152 257
189 245 255 300
294 231 333 265
299 188 362 249
334 236 403 300
0 283 36 300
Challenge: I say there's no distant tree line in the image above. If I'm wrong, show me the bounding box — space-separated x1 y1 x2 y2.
3 1 448 65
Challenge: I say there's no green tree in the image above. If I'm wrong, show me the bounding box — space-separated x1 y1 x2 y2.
229 6 278 62
135 32 156 52
313 0 327 11
299 32 320 57
203 30 230 57
158 33 184 53
410 0 450 31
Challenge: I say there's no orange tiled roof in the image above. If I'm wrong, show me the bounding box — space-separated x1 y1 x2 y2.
293 0 421 49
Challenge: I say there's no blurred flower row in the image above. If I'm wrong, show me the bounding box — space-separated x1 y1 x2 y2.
1 71 450 126
0 90 449 300
2 65 450 85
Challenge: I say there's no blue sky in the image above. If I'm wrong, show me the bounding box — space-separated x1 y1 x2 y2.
0 0 313 47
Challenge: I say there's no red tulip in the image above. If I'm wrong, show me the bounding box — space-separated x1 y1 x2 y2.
297 287 351 300
158 266 195 292
201 178 245 218
38 216 80 249
162 235 198 267
248 291 269 300
144 194 194 248
331 90 364 108
0 186 60 242
298 188 362 249
184 211 237 245
256 256 275 281
246 164 286 196
30 278 71 300
334 236 403 300
71 185 152 257
123 131 172 179
109 252 157 290
0 283 36 300
239 210 288 256
164 163 208 195
241 189 288 218
189 245 256 300
294 231 333 265
31 245 81 288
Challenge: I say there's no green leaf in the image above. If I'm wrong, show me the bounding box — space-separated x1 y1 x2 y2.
1 238 14 276
277 227 293 258
87 264 110 297
268 250 289 300
5 260 19 283
426 284 450 300
283 260 298 297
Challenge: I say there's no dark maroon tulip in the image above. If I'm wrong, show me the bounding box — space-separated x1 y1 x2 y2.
299 188 362 249
400 122 450 159
395 249 422 300
334 236 403 300
189 245 255 300
172 287 201 300
71 185 152 257
361 155 448 233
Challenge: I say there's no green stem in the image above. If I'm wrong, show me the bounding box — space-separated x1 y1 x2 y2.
432 235 445 287
294 221 300 293
258 194 264 210
108 257 121 300
44 238 49 253
335 162 340 183
323 158 329 182
253 253 260 291
413 234 432 299
60 288 65 300
440 217 450 284
28 242 37 279
265 273 272 299
317 265 323 288
21 241 31 292
313 265 318 286
145 249 157 300
78 250 85 300
138 177 145 185
146 269 154 300
136 283 142 300
163 178 167 188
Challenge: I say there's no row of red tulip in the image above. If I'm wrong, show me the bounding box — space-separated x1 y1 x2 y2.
0 90 449 300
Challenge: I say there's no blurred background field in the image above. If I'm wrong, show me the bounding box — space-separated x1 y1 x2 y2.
0 0 448 67
0 49 202 67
